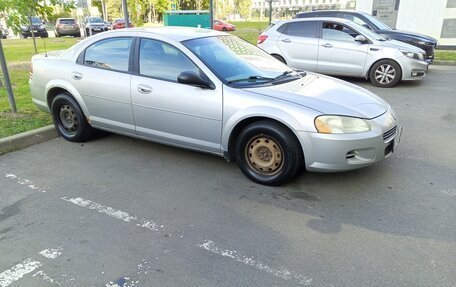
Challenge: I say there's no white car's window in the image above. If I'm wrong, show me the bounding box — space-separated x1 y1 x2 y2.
322 23 358 42
84 37 132 72
139 38 199 82
284 21 318 38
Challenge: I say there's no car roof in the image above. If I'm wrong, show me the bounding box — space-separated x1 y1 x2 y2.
277 17 352 25
108 26 228 42
296 10 369 16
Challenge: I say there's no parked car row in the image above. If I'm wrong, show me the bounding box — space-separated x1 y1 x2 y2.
258 11 434 87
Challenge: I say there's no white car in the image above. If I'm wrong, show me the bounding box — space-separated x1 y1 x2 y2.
258 18 428 87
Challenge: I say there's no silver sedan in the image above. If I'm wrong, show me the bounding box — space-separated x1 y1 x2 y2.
29 27 401 185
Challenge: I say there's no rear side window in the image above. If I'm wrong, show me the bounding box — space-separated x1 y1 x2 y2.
83 37 132 72
284 21 318 38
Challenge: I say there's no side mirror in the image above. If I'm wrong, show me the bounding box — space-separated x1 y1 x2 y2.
177 71 215 89
355 35 367 43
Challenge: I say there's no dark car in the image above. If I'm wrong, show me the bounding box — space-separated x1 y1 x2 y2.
83 16 108 36
54 18 81 37
20 16 48 38
0 25 8 39
295 10 437 63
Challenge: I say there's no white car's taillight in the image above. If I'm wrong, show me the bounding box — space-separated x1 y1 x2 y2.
257 35 268 45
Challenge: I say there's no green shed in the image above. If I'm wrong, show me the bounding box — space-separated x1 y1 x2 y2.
163 10 211 29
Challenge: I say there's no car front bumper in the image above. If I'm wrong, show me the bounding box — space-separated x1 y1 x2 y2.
398 56 428 81
298 110 401 172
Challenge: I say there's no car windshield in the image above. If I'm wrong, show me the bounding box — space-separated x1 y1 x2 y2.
183 35 297 86
90 17 104 23
60 19 75 24
364 14 392 31
31 17 41 24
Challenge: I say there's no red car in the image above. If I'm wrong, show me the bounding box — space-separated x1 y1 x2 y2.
213 20 236 31
111 18 134 30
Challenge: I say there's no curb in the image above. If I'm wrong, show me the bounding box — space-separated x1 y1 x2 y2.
0 125 59 155
433 60 456 66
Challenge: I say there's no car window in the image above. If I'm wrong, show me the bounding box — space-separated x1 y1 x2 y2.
59 19 75 25
84 37 132 72
139 38 199 82
322 23 358 42
341 14 369 27
284 21 318 38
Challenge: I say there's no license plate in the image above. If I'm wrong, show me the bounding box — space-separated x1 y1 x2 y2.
94 28 101 31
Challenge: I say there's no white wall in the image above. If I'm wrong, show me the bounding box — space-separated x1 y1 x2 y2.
396 0 446 42
356 0 373 13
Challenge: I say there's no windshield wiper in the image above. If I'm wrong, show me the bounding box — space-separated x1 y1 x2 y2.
228 75 274 84
273 69 306 81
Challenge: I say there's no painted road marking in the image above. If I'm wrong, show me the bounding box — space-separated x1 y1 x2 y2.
32 270 61 285
39 248 63 259
61 197 164 232
4 173 47 193
0 247 62 287
0 258 42 287
198 240 313 286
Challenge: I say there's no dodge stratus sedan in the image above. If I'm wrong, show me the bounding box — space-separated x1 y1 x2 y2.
30 27 401 185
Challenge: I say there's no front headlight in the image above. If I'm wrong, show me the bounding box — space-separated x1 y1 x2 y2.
315 115 371 134
401 50 424 61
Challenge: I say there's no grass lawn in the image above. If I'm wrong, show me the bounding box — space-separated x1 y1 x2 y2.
0 27 455 139
0 37 78 138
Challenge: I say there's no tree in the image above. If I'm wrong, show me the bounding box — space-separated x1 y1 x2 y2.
0 0 74 113
0 0 75 35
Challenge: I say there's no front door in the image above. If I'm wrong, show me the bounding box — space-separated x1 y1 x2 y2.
131 38 222 153
316 22 369 77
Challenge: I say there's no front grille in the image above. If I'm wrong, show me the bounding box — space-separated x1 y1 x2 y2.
383 126 397 141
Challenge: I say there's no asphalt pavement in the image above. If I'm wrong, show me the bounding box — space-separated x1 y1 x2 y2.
0 65 455 287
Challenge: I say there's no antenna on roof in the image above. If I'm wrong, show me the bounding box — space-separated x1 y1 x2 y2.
42 36 48 57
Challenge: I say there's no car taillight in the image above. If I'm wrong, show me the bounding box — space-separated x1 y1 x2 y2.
257 35 268 45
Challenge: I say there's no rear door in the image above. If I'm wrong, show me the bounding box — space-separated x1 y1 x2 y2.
71 37 135 134
276 21 319 71
316 21 369 76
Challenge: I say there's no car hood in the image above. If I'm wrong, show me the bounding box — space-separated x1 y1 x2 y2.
378 39 425 53
378 29 437 44
244 73 388 119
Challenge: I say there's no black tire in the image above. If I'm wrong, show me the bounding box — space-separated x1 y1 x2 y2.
75 32 81 37
234 120 303 186
222 27 228 31
369 59 402 88
51 93 92 142
55 31 60 37
272 54 286 65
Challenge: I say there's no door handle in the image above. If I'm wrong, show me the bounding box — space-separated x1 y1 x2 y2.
72 72 83 80
137 84 152 94
281 39 291 43
321 43 333 48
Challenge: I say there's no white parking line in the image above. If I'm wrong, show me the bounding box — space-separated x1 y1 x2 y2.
61 197 164 231
39 248 63 259
0 258 42 287
4 173 47 193
32 270 61 285
0 247 62 287
198 240 313 286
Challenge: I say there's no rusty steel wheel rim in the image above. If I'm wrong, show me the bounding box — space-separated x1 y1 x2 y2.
245 135 284 176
